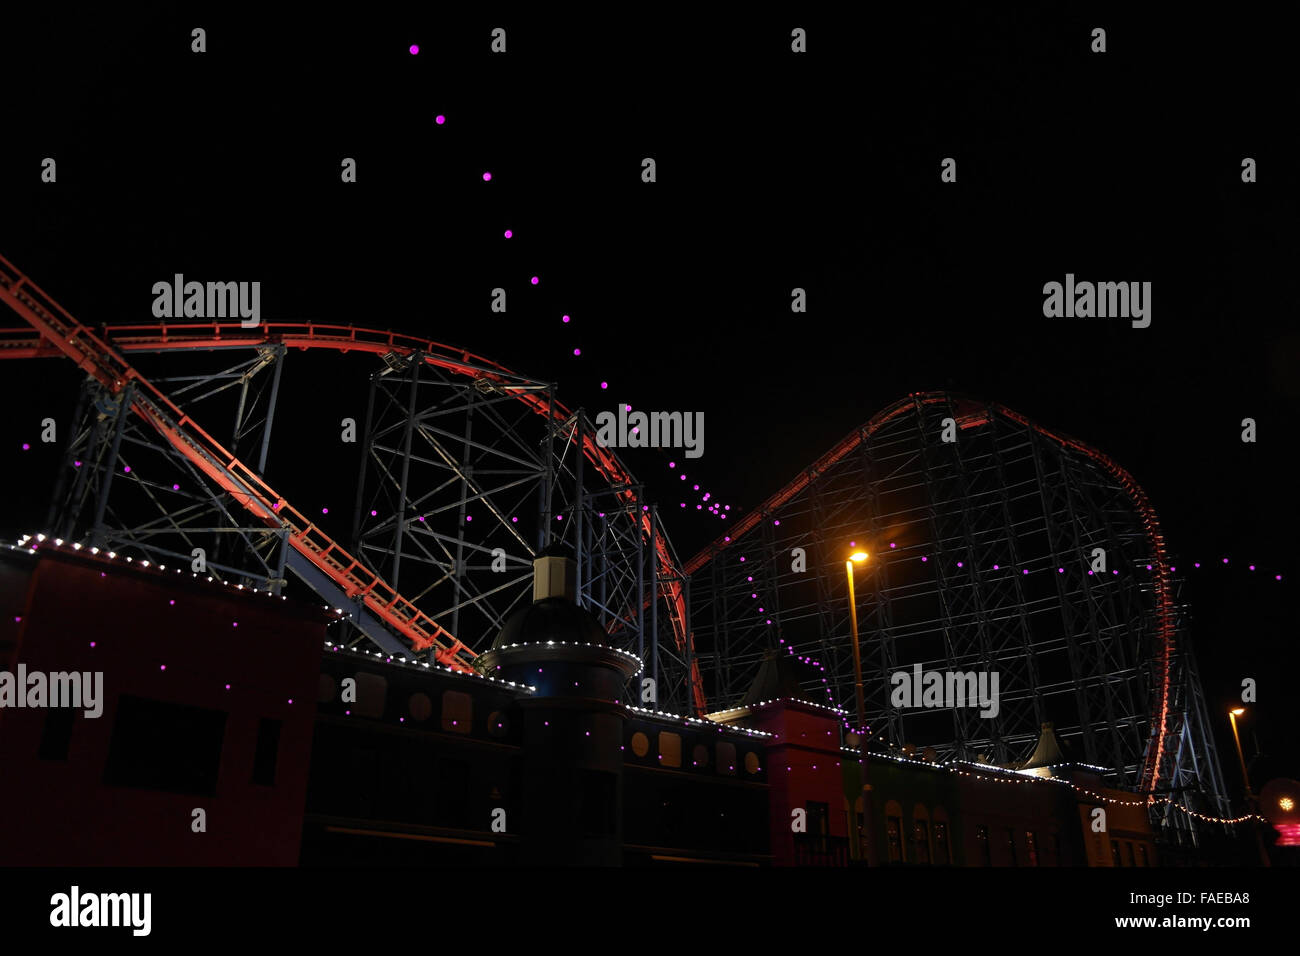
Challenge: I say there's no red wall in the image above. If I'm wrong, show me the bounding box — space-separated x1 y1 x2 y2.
0 548 327 865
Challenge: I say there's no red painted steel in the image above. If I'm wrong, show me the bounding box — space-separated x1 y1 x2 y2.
0 257 707 710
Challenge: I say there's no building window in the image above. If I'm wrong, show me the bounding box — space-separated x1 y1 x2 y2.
251 717 282 786
1111 841 1121 866
692 743 709 768
933 821 951 864
1005 828 1017 866
353 671 388 718
913 819 931 864
715 740 736 774
103 695 227 796
1137 843 1149 867
658 731 681 767
744 751 760 774
441 691 472 733
630 731 649 757
976 824 991 866
408 692 432 722
1026 830 1039 867
1123 841 1135 867
886 816 903 863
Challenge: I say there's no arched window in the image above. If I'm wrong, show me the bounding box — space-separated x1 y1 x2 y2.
912 805 932 864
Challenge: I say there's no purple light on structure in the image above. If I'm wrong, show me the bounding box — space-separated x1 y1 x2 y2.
503 229 512 238
1194 562 1200 568
466 515 472 522
993 564 999 570
556 514 563 521
680 503 685 508
1249 564 1255 571
889 542 896 549
409 44 419 54
1277 574 1283 581
668 461 676 468
74 460 81 467
774 519 780 525
530 276 539 285
482 172 492 181
1022 569 1029 575
600 381 608 389
739 556 746 562
21 443 29 450
123 465 130 473
921 556 928 562
957 561 963 568
435 114 445 124
371 509 378 516
172 484 180 491
511 516 518 523
563 314 570 323
573 348 581 356
1223 557 1229 564
322 507 328 514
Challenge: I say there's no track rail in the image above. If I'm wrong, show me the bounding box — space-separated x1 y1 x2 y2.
684 391 1175 795
0 258 707 709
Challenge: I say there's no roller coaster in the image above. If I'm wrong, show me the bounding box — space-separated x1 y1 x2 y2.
0 253 1230 839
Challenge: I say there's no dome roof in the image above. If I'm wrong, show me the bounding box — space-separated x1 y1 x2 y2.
491 596 610 650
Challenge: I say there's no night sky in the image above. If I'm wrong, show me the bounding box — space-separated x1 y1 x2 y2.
2 9 1296 780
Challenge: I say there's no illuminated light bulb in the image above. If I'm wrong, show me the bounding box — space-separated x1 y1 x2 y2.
435 114 445 125
531 276 539 285
574 348 581 356
921 556 928 562
409 44 419 54
503 228 511 238
482 172 492 181
600 381 608 389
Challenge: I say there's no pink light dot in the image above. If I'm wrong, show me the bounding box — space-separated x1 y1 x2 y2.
600 381 608 389
696 504 702 509
993 564 999 570
724 505 730 511
466 515 472 522
168 600 175 606
774 519 780 525
957 561 963 567
1249 565 1255 571
725 536 731 542
232 622 238 627
530 276 539 285
503 229 512 238
21 443 29 450
418 515 425 521
1088 570 1094 575
889 542 896 548
172 484 180 491
160 665 166 671
739 556 746 562
1223 558 1229 564
511 516 518 523
921 556 928 562
482 172 492 181
123 465 130 473
371 510 378 516
1022 569 1029 575
322 507 328 514
573 348 581 356
225 684 230 690
288 699 293 705
746 576 752 581
74 460 81 467
435 114 445 124
680 502 686 508
89 641 96 648
562 314 570 323
1276 575 1283 581
1194 562 1200 568
409 44 419 54
1113 570 1119 575
556 514 563 521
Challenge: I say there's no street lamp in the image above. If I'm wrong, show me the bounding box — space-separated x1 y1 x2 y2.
1228 707 1270 867
845 550 875 864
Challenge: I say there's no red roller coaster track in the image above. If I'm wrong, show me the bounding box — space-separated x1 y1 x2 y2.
0 253 708 712
683 392 1175 796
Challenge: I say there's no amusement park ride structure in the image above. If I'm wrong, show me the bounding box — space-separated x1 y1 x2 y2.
0 252 1230 840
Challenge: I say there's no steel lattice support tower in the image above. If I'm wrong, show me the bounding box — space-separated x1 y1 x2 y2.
686 391 1230 839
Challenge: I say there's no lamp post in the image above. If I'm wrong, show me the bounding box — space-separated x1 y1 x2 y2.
1228 707 1271 867
845 551 876 864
